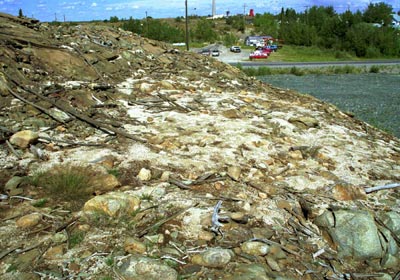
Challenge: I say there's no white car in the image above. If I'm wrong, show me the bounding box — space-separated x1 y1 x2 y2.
230 46 241 53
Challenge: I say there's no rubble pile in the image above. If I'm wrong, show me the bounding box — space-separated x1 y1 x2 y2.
0 13 400 279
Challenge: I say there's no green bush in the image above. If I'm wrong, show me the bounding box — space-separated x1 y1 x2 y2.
290 66 304 76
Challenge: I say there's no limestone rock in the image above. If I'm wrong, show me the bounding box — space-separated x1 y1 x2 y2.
124 237 147 254
16 213 42 228
10 130 38 148
288 116 319 129
91 173 121 194
241 241 270 256
116 256 178 280
191 248 233 268
225 264 271 280
227 166 242 181
137 168 152 181
5 176 24 196
83 192 140 218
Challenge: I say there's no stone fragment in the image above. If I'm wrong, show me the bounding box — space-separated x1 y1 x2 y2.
5 176 24 196
225 264 271 280
116 256 178 280
10 130 38 148
222 109 243 119
43 245 66 260
227 166 241 181
91 173 121 194
83 192 140 218
124 237 147 254
332 184 367 201
265 256 281 271
191 248 233 268
137 168 152 181
16 213 42 228
315 210 383 260
160 171 170 182
240 241 270 256
288 116 319 129
378 211 400 235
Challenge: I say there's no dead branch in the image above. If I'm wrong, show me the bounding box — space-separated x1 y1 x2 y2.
6 85 69 124
156 92 191 112
210 200 224 236
6 140 22 159
5 74 147 143
137 203 199 237
39 136 105 147
249 238 300 257
0 246 20 260
364 183 400 194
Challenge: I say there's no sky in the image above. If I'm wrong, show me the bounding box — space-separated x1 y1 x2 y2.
0 0 399 22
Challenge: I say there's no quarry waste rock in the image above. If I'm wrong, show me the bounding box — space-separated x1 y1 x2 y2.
0 12 400 279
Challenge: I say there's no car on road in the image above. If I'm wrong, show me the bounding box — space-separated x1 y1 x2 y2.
249 50 269 60
230 46 241 53
199 49 211 56
211 49 220 57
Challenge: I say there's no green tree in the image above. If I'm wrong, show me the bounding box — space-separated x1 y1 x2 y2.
253 13 279 38
192 19 218 42
110 16 119 23
18 8 23 18
363 2 393 26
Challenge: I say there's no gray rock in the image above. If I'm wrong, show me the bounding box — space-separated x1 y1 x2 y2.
378 211 400 235
241 241 270 256
116 256 178 280
225 264 271 280
315 210 383 260
191 248 233 268
10 130 38 148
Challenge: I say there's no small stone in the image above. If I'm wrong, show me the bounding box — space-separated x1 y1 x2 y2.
288 116 319 129
16 213 42 228
230 212 248 224
191 248 233 268
227 166 241 181
137 168 152 181
117 256 178 280
240 241 269 256
265 256 281 271
288 150 303 160
332 184 367 201
124 237 147 254
222 109 243 119
92 173 121 194
198 231 214 241
5 176 24 196
83 192 140 218
43 245 65 260
160 171 170 182
10 130 39 148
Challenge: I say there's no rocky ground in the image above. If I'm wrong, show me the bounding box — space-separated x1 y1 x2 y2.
1 13 400 280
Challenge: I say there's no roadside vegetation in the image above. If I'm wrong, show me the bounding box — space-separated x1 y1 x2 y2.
237 64 400 76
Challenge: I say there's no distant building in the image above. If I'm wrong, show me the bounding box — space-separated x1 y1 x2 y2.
392 13 400 29
245 35 274 46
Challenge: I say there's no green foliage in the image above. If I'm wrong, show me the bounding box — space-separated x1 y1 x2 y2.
225 15 245 32
222 33 238 47
69 230 86 248
363 2 393 26
109 16 119 23
32 198 48 208
192 19 218 43
18 8 23 18
253 13 279 38
369 65 380 73
29 164 95 208
121 17 185 43
290 66 304 76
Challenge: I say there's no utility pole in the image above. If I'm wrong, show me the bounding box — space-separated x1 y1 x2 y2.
243 3 247 32
185 0 189 51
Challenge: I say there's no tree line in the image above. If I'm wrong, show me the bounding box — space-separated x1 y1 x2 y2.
108 2 399 58
253 3 399 57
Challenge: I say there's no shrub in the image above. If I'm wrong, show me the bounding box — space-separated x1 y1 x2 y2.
290 66 304 76
369 65 380 73
29 164 95 209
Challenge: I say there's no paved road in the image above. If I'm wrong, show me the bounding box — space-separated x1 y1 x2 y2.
230 60 400 68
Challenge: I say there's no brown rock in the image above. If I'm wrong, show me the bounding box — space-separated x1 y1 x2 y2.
124 237 147 254
10 130 39 148
332 184 367 201
43 245 66 260
92 174 121 194
16 213 42 228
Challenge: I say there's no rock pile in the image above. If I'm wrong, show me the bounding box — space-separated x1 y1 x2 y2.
0 13 399 279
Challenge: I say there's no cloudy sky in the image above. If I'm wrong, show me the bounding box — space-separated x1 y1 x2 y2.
1 0 399 22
